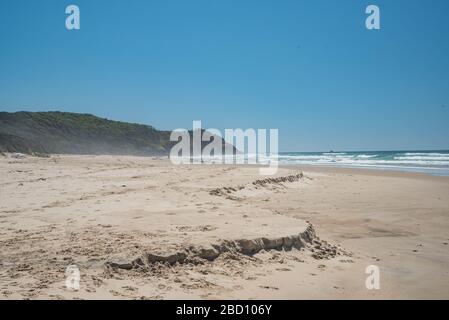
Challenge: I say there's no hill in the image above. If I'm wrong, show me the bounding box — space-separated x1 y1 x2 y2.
0 111 232 156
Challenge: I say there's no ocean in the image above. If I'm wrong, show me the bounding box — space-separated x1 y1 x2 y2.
278 151 449 176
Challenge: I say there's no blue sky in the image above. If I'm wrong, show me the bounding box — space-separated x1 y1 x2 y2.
1 0 448 152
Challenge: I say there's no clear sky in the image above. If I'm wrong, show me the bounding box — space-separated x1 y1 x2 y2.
1 0 448 152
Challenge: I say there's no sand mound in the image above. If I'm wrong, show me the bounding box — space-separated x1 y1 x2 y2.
210 173 304 199
106 223 347 271
252 173 304 186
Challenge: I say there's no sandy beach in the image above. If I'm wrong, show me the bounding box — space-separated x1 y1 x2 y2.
0 154 448 300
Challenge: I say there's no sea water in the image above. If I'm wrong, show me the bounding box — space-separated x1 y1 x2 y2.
278 151 449 176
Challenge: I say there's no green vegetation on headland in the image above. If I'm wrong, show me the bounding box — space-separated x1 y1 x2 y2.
0 111 178 156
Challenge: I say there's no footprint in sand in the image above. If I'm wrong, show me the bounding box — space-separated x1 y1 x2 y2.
259 285 279 290
276 268 291 272
339 259 354 263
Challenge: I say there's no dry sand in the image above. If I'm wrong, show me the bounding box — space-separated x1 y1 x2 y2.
0 154 448 299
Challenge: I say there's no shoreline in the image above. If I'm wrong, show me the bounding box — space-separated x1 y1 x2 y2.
283 163 449 178
4 152 449 177
281 163 449 180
